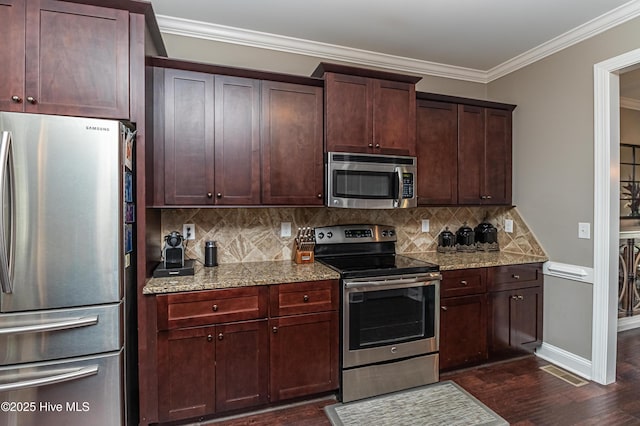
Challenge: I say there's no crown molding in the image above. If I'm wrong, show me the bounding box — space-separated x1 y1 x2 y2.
621 96 640 110
157 0 640 84
487 0 640 82
156 15 487 83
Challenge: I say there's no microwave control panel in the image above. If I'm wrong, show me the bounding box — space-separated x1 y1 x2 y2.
402 173 414 199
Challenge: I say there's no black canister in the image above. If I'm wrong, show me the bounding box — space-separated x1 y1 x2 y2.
455 222 476 252
204 241 217 267
437 227 456 253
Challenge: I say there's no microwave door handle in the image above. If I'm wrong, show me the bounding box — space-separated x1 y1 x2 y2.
0 131 15 294
395 167 403 204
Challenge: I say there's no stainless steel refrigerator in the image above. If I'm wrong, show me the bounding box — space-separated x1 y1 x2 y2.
0 112 136 426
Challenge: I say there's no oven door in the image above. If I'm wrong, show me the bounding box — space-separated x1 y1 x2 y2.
342 273 440 368
327 152 416 209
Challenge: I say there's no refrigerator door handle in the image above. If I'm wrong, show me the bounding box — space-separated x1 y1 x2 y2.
0 130 15 294
0 315 99 336
0 365 99 392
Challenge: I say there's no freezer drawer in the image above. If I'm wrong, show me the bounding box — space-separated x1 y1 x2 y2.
0 303 122 366
0 351 122 426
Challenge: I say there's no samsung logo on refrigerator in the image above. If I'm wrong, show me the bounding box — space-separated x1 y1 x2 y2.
85 125 111 132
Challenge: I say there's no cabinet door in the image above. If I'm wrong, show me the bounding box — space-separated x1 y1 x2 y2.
0 0 25 113
416 100 458 204
457 105 485 204
440 294 487 371
214 76 261 205
489 286 543 356
163 69 215 205
261 81 324 204
270 312 339 401
24 0 129 118
157 327 215 422
372 79 416 156
216 320 268 412
485 108 512 205
324 73 372 153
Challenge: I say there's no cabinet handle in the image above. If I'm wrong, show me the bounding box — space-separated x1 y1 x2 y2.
375 143 380 148
441 306 447 311
511 295 519 300
460 280 468 286
272 326 278 333
518 295 524 300
303 295 309 302
10 95 21 103
512 274 520 279
218 333 224 340
212 304 218 312
216 193 222 198
26 96 36 104
207 334 213 342
317 193 322 199
368 143 373 148
207 192 213 198
481 195 487 200
486 195 492 199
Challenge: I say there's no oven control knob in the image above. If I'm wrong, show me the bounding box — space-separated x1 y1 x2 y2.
388 230 395 237
382 231 388 237
317 232 324 239
326 231 333 238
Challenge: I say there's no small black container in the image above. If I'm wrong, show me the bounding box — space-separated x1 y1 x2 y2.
455 222 476 252
437 227 456 253
204 241 217 267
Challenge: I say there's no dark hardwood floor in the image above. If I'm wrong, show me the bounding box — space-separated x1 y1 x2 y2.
204 328 640 425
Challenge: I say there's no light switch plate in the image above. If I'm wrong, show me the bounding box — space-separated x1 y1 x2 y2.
505 219 514 233
422 219 430 232
578 222 591 239
281 222 292 237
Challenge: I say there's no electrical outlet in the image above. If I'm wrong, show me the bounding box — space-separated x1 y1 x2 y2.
578 222 591 239
281 222 292 237
421 219 430 232
182 224 195 240
505 219 514 233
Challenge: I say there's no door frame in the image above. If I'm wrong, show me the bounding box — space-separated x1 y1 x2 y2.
592 47 640 384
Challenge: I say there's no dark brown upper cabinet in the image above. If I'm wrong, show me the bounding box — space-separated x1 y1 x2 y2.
0 0 129 119
313 63 420 156
416 93 515 206
152 62 324 207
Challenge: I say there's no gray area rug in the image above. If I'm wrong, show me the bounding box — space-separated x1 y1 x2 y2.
324 381 508 426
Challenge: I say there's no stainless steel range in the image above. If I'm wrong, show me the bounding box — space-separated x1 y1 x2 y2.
314 224 441 402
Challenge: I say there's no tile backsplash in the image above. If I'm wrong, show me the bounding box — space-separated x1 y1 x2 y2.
160 206 546 264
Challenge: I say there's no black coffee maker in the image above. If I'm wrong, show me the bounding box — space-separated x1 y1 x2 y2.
163 231 185 268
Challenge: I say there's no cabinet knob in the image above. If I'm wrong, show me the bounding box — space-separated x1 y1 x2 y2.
375 143 380 148
441 306 447 311
26 96 36 104
511 295 519 300
460 280 468 286
368 143 373 148
272 326 278 333
303 295 309 302
10 95 21 103
218 333 224 340
481 195 487 200
207 334 213 342
518 295 524 300
207 192 213 198
317 193 322 199
212 304 218 312
486 195 493 199
512 274 520 279
216 193 222 198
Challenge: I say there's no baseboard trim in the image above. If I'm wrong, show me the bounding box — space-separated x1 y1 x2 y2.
618 316 640 332
535 342 592 380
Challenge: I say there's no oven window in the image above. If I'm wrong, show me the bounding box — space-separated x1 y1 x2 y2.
333 170 398 199
348 285 435 350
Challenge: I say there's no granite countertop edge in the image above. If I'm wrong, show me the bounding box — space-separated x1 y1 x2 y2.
143 251 549 295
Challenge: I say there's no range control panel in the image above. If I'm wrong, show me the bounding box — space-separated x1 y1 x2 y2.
314 224 396 245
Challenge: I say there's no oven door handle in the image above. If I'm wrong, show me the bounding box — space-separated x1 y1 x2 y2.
344 274 441 290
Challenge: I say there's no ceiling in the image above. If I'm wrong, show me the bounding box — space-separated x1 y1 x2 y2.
151 0 640 82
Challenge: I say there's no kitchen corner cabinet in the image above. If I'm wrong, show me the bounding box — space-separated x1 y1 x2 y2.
314 64 419 156
458 106 512 205
488 264 543 357
439 268 488 371
269 280 339 401
154 67 323 206
0 0 129 118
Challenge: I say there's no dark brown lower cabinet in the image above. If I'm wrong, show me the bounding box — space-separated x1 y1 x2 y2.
157 320 268 423
440 294 487 371
270 311 339 402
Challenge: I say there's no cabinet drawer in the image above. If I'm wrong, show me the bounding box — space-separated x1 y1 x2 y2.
441 268 486 298
489 263 543 292
270 280 338 316
157 287 268 330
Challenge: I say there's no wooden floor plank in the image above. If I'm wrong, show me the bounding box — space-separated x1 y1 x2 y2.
203 328 640 425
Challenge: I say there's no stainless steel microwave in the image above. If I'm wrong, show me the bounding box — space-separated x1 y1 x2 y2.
326 152 417 209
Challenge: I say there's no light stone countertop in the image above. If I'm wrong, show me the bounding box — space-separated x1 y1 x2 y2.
143 251 549 295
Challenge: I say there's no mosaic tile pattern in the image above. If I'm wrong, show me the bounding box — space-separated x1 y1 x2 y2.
160 206 546 265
